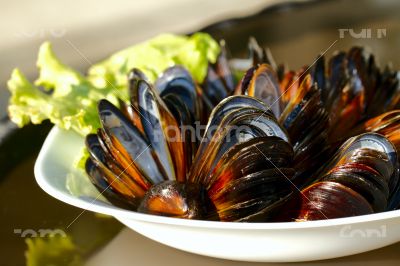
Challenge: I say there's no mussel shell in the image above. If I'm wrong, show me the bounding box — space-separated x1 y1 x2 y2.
208 136 293 193
292 134 331 187
204 95 273 132
238 64 283 118
117 98 145 135
190 106 288 184
162 93 197 171
155 66 202 122
287 181 373 221
136 80 186 182
97 99 164 184
278 76 330 186
360 110 400 152
189 95 275 182
213 40 235 94
366 68 399 115
137 181 217 220
328 72 365 141
325 51 347 110
85 158 139 209
322 171 387 212
329 133 397 181
329 163 390 198
310 54 326 95
347 47 376 108
281 84 325 144
203 65 229 106
348 149 393 182
279 71 298 105
128 68 148 110
86 133 147 196
279 74 312 125
212 168 294 222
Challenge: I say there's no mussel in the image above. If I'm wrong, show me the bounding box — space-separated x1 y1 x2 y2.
85 62 296 221
275 133 398 221
84 38 400 222
138 181 217 220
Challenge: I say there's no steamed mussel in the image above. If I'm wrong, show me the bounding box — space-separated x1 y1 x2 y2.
85 38 400 222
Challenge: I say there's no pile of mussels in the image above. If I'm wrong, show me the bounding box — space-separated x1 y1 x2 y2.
85 39 400 222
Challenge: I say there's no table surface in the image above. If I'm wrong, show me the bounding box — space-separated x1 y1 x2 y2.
87 228 400 266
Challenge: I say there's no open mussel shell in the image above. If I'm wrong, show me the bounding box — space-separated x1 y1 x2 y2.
319 133 399 211
188 95 277 181
135 80 186 182
155 66 202 123
324 51 347 111
361 110 400 151
322 170 387 212
202 40 236 104
279 74 330 186
117 98 145 135
183 95 294 222
327 73 365 141
213 40 236 94
162 93 197 170
86 133 147 196
335 110 400 161
276 181 373 221
236 63 283 118
128 68 149 111
279 65 309 107
203 65 229 106
213 168 295 222
366 67 399 116
280 80 327 144
97 99 165 185
204 137 294 222
331 133 397 178
189 101 289 184
85 158 140 210
347 47 379 110
138 181 217 220
310 54 326 96
322 47 382 142
207 136 293 193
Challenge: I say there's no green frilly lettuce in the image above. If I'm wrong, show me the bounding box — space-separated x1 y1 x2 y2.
25 215 123 266
7 42 118 136
7 33 220 137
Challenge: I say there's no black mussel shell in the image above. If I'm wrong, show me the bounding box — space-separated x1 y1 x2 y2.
236 63 283 118
275 181 373 222
97 99 165 185
138 181 217 220
211 168 295 222
85 158 140 210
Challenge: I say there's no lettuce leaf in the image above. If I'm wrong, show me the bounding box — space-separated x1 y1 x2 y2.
7 33 220 137
89 33 219 89
25 215 123 266
25 235 82 266
7 43 119 136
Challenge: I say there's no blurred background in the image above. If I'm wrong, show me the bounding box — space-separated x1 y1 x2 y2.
1 0 400 265
0 0 278 116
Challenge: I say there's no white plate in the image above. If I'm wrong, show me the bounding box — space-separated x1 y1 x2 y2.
34 126 400 262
